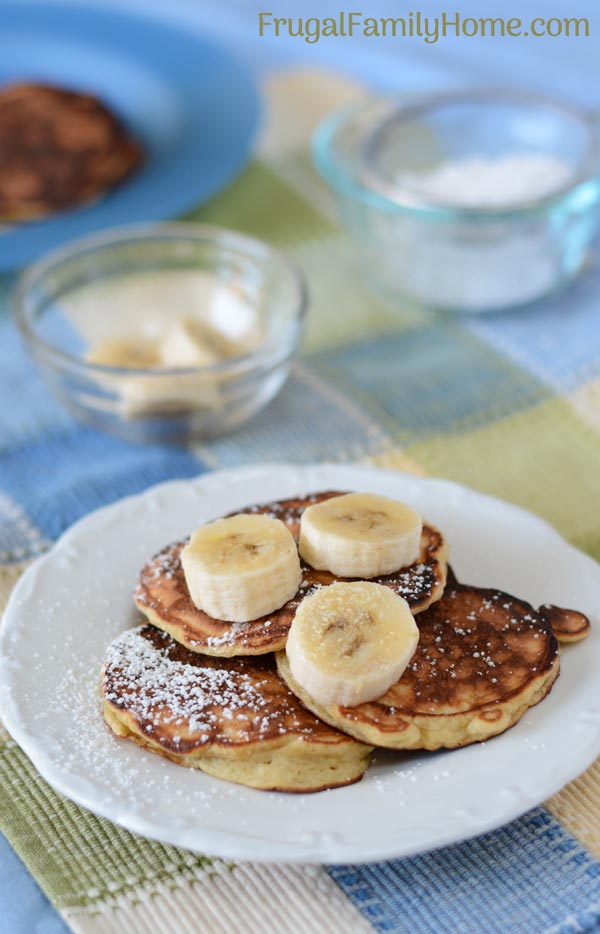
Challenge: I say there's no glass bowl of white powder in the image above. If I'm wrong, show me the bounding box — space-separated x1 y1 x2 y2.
314 89 600 313
14 223 307 443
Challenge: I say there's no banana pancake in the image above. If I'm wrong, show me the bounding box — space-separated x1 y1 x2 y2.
102 624 371 792
134 492 449 657
276 578 574 750
0 83 142 221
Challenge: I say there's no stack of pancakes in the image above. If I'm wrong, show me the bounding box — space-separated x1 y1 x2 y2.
102 492 590 792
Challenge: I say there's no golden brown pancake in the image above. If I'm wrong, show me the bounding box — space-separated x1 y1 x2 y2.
539 604 591 644
277 578 561 751
134 492 449 657
102 625 371 792
0 83 142 221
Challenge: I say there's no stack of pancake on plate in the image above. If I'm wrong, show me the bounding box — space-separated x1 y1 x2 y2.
102 491 590 793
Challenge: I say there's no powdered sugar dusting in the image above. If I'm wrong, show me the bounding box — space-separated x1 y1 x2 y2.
105 628 266 742
104 625 338 750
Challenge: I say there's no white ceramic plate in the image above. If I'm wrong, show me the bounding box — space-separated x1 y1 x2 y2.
1 464 600 864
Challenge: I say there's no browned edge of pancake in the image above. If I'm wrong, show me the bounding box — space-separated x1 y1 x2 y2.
538 604 592 643
449 567 591 646
104 704 369 794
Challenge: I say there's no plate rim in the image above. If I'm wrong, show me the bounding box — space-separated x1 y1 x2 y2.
2 462 600 864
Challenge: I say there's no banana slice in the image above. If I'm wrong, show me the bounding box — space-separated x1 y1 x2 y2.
160 319 222 369
118 371 222 418
86 337 162 368
286 581 419 707
86 325 223 417
299 492 422 579
181 514 302 623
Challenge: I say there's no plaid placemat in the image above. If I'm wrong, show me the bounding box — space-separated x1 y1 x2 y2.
2 69 600 934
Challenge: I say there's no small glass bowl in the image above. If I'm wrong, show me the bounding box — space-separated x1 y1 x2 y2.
14 223 307 443
313 89 600 313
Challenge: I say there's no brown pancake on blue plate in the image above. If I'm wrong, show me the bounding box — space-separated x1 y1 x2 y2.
0 83 142 220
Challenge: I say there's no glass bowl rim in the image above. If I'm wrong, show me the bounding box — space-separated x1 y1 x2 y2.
13 221 309 378
313 86 600 221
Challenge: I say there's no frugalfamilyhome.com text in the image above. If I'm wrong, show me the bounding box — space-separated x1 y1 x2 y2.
258 10 590 43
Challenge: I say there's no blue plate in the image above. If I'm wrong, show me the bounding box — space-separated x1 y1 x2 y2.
0 2 260 270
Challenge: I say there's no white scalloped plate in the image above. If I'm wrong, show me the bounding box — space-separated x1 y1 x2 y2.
2 464 600 864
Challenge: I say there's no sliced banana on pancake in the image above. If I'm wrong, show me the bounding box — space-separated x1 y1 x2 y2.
299 492 423 578
181 513 302 623
135 495 448 657
278 579 563 751
286 581 419 707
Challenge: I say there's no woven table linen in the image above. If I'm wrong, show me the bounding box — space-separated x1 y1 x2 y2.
1 68 600 934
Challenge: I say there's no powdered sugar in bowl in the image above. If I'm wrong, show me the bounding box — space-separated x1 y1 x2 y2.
314 89 600 313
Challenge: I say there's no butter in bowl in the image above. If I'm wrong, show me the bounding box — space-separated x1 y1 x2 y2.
14 223 307 443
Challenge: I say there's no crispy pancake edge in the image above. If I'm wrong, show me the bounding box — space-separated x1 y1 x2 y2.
277 652 559 752
104 702 371 793
539 604 592 643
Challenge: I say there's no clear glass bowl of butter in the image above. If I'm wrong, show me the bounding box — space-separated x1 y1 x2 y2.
14 223 308 443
